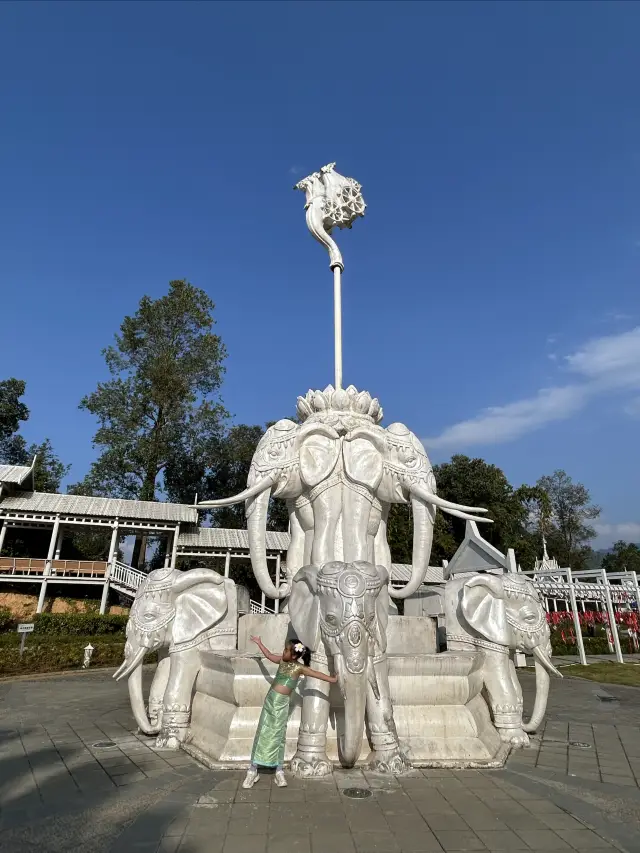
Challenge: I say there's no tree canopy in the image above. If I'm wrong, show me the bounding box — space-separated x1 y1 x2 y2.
0 378 30 464
535 469 601 570
73 280 228 501
601 541 640 574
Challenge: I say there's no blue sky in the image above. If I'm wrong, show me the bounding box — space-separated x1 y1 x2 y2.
2 1 639 548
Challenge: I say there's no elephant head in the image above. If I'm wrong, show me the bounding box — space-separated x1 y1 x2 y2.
197 389 491 605
113 567 229 735
290 560 389 768
343 420 491 599
197 418 340 600
460 573 562 732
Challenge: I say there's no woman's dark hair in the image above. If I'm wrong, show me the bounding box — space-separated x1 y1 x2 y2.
289 638 311 667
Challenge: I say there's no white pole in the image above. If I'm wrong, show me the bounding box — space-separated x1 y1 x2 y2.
0 522 6 555
602 568 623 663
566 568 587 666
224 551 231 578
45 516 60 577
170 523 180 569
100 523 119 615
54 527 64 560
631 571 640 628
333 265 342 389
274 553 281 615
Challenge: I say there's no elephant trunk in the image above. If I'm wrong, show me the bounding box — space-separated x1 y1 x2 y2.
247 488 288 599
389 495 435 599
522 645 561 733
335 655 367 768
127 658 160 735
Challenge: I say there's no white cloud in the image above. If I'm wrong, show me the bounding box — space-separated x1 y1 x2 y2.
594 522 640 542
427 385 586 449
427 326 640 450
565 326 640 388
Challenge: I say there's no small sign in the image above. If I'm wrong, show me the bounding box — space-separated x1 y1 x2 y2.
17 623 34 634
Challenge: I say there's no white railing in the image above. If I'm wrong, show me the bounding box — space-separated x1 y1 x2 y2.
0 557 107 578
110 561 147 593
250 599 275 615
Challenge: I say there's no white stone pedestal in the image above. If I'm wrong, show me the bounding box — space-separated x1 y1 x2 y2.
184 615 507 770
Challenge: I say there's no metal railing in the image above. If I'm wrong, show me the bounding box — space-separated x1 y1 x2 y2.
250 599 275 615
110 561 147 593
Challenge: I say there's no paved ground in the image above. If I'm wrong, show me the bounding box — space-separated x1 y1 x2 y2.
1 666 640 852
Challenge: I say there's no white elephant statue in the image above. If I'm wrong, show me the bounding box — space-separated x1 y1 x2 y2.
445 572 562 746
198 385 490 603
288 560 408 776
114 566 236 749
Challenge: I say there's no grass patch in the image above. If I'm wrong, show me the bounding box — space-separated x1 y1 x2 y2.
560 662 640 686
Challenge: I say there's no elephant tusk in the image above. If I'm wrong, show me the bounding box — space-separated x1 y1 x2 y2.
533 644 563 678
113 647 146 682
438 507 493 523
409 484 489 515
195 472 278 508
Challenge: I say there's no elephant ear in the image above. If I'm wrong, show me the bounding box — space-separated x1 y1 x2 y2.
374 565 390 653
173 582 229 646
289 565 320 650
460 574 509 646
343 437 383 490
299 434 340 488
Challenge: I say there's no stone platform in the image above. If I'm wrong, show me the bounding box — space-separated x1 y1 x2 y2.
186 614 505 768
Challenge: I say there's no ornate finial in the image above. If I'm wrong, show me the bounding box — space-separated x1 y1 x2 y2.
296 385 383 426
294 163 365 271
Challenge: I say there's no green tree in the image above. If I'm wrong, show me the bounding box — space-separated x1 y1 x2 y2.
28 439 71 492
601 541 640 574
433 455 531 556
72 280 228 501
193 422 290 532
536 469 600 569
0 379 70 490
0 378 29 464
386 504 457 566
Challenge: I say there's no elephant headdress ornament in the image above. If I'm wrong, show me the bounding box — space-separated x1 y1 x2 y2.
290 561 402 772
198 386 492 603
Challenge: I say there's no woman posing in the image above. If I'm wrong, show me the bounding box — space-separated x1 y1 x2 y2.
243 635 338 788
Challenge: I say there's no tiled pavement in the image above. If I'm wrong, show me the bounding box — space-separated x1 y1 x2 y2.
2 667 640 852
152 768 624 853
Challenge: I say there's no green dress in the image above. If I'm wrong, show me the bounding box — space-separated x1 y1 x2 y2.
251 660 303 768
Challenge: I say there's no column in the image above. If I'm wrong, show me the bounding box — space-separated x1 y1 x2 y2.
224 550 231 578
566 568 587 666
0 521 6 555
100 522 119 615
38 516 60 614
54 527 64 559
602 568 623 663
170 523 180 569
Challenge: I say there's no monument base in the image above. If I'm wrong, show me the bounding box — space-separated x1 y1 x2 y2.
184 616 507 770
